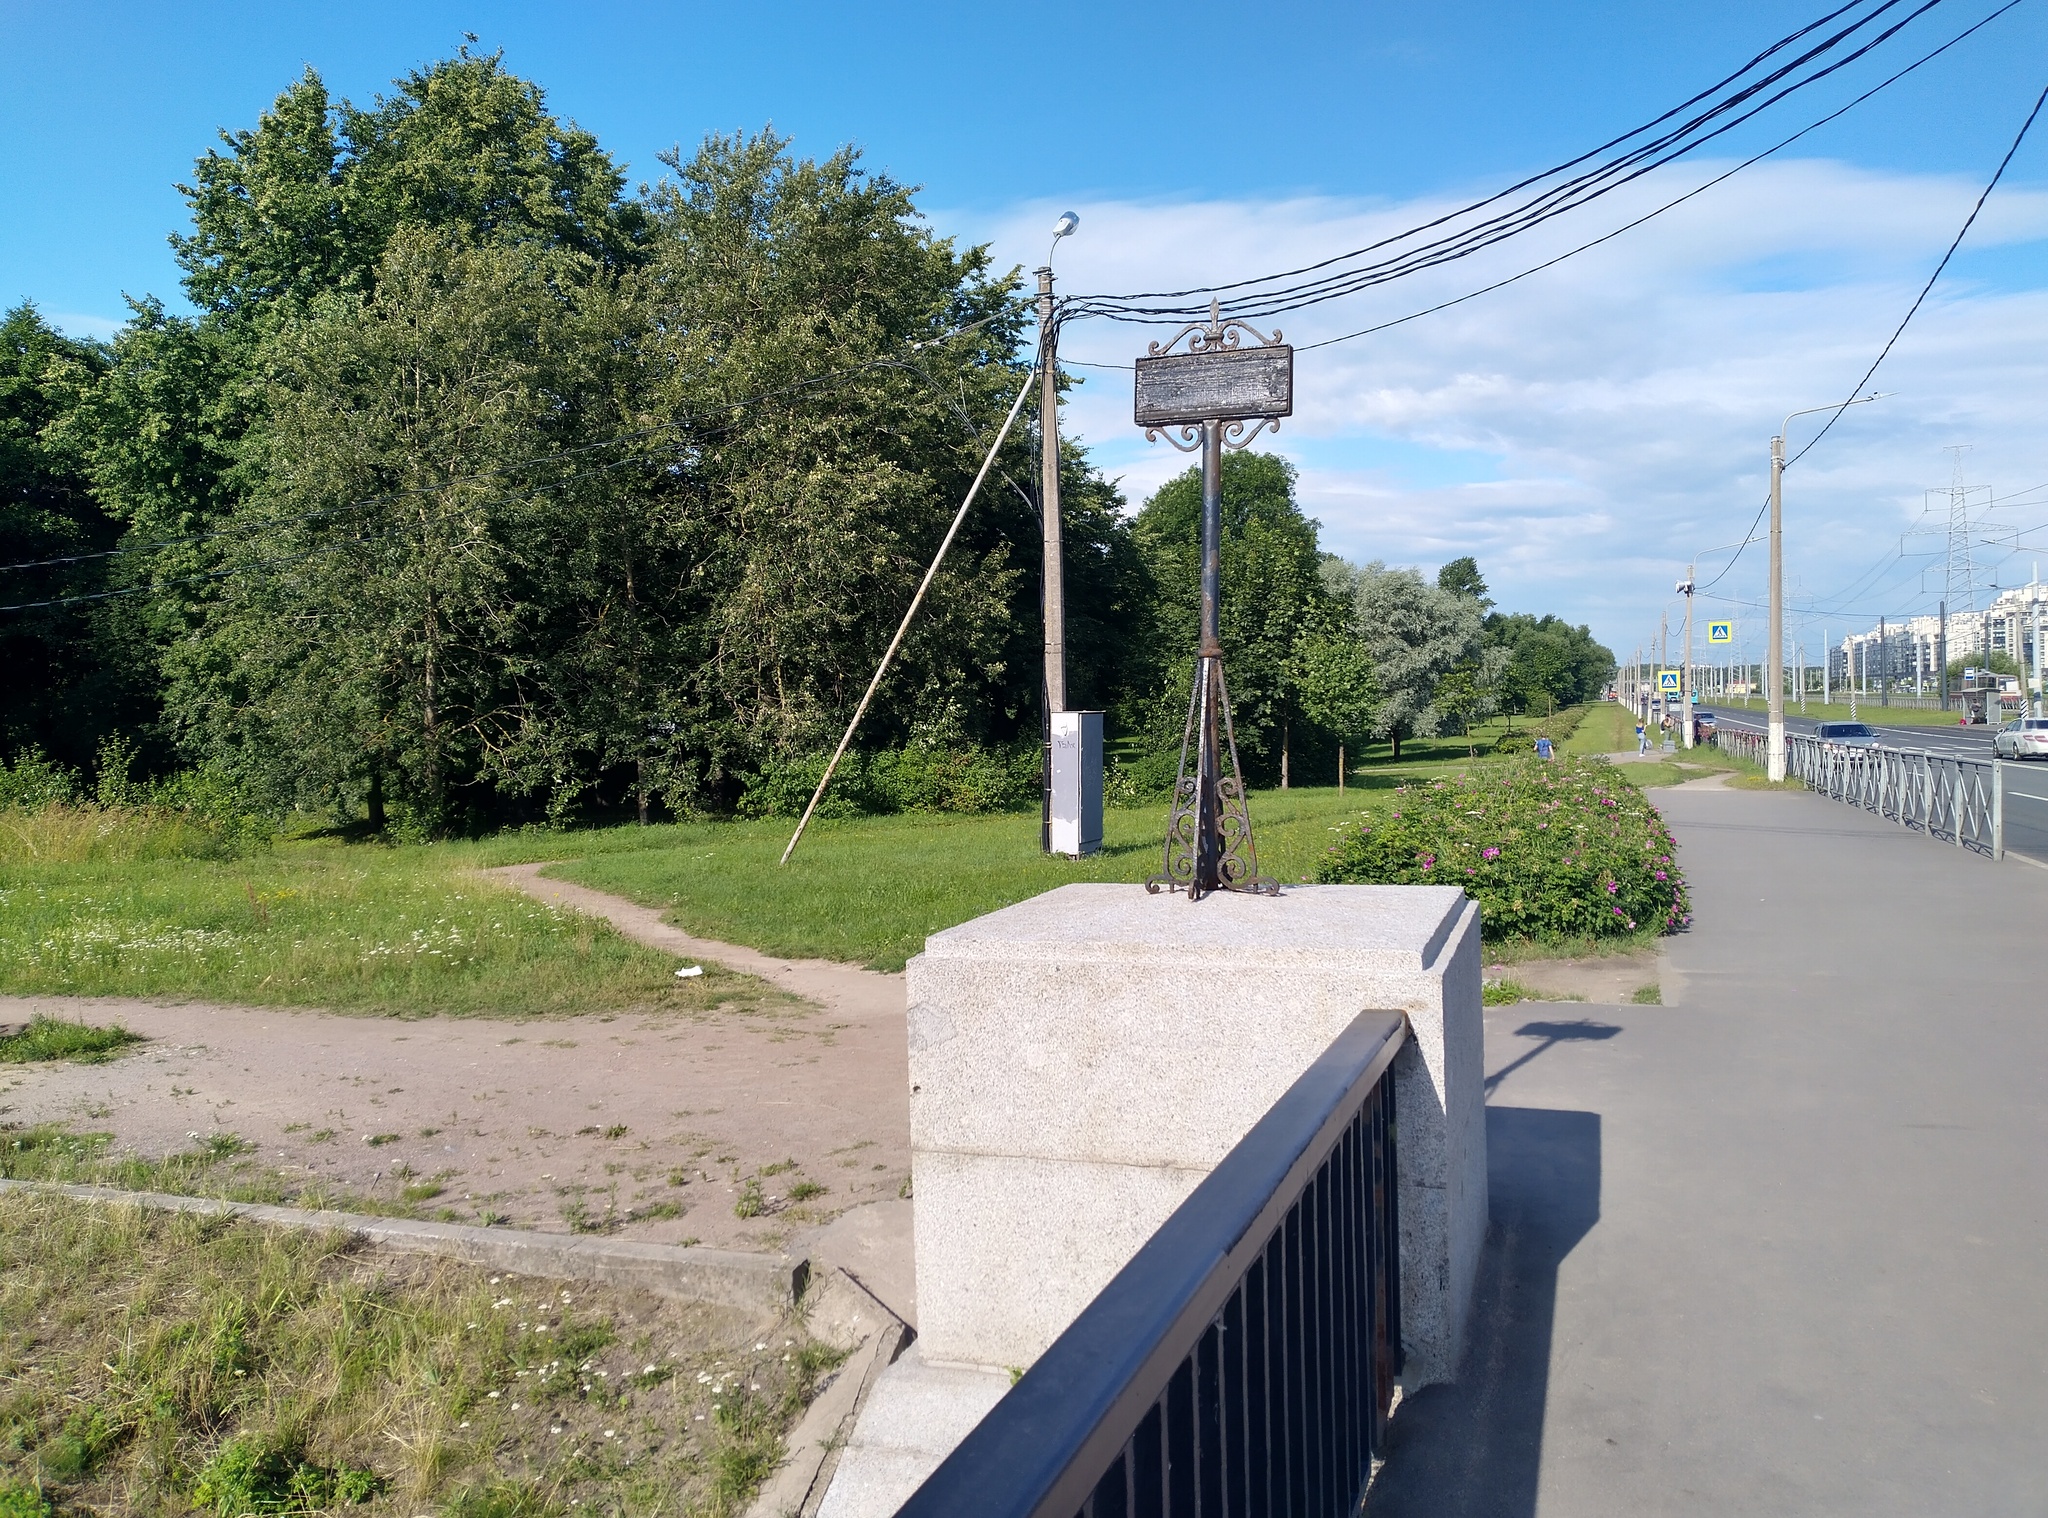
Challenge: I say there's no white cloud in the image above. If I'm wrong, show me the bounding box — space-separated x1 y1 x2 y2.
944 158 2048 660
45 310 125 341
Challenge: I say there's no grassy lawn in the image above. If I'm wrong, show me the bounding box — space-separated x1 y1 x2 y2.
1699 696 1968 727
0 828 787 1018
0 714 1678 1006
0 1190 834 1518
3 1122 447 1221
493 743 1516 973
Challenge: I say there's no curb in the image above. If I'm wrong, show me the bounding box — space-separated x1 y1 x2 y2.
746 1270 911 1518
0 1180 806 1316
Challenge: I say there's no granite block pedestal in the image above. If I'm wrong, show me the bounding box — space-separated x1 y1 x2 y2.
820 882 1486 1518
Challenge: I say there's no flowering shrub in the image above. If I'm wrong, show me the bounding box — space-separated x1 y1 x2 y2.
1314 756 1690 940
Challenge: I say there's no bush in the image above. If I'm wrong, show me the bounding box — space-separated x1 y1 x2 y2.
0 749 79 810
192 1433 379 1515
1106 749 1181 805
1492 704 1590 755
0 1480 52 1518
0 740 274 862
1314 755 1690 941
737 743 1039 819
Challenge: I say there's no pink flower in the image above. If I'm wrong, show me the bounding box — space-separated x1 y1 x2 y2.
1482 846 1501 860
1605 881 1619 895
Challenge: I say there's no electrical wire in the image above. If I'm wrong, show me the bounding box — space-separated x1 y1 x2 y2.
1059 0 1978 326
1790 75 2048 467
1691 69 2045 603
1292 1 2025 354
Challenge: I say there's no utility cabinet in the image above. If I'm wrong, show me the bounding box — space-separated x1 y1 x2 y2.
1048 711 1103 857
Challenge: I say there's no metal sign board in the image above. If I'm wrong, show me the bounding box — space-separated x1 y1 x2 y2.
1134 346 1294 427
1658 669 1682 692
1707 621 1733 644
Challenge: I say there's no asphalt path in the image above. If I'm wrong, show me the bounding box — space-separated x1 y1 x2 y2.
1708 707 2048 866
1369 784 2048 1515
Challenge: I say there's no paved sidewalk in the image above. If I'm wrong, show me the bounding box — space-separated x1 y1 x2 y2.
1370 783 2048 1514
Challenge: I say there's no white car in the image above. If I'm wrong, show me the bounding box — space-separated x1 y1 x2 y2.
1993 717 2048 759
1815 721 1882 750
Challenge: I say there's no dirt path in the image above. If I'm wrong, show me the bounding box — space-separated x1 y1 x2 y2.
0 872 910 1256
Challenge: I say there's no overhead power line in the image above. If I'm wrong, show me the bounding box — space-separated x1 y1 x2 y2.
1699 68 2047 600
1060 0 1980 327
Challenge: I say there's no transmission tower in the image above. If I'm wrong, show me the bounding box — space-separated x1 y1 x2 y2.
1938 445 1989 616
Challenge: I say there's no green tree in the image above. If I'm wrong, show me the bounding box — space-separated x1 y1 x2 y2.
166 231 642 831
1332 561 1486 759
173 51 648 326
1128 452 1332 782
1436 555 1493 608
1485 612 1616 713
635 130 1033 784
0 304 140 767
1947 651 2020 680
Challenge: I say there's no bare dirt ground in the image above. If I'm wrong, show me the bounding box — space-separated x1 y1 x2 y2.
1484 949 1666 1004
0 866 911 1260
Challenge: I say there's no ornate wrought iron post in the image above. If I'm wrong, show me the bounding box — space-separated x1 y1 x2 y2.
1134 304 1291 899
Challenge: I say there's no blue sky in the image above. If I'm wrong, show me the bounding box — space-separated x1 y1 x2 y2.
5 0 2047 661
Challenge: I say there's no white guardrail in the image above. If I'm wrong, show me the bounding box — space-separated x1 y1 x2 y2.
1713 727 2004 860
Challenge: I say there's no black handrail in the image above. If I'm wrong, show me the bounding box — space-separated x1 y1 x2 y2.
895 1010 1408 1518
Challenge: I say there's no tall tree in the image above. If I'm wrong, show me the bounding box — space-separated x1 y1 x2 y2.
636 130 1032 783
173 52 649 326
164 232 642 831
1485 612 1616 712
0 304 140 767
1129 452 1332 782
1333 561 1486 759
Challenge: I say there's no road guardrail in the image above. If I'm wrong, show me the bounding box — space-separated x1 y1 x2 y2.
1713 728 2004 859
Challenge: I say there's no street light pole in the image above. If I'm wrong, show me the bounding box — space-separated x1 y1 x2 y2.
1036 211 1079 855
1678 564 1696 748
1768 393 1884 780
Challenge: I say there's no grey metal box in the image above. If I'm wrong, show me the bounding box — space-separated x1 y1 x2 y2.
1049 711 1103 857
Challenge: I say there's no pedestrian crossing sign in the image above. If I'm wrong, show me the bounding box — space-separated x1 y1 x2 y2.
1707 620 1733 644
1658 669 1681 692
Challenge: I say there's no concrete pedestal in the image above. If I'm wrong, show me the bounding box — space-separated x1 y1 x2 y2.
904 882 1486 1387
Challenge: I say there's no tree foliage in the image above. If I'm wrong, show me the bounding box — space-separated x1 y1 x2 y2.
2 50 1618 830
1485 612 1616 713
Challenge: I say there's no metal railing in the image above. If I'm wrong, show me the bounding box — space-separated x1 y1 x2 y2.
1713 729 2005 858
896 1011 1408 1518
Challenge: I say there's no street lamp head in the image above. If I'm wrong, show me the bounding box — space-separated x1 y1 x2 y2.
1052 211 1080 243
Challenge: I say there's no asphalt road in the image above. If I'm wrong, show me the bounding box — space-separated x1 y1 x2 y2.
1709 707 2048 866
1369 783 2048 1515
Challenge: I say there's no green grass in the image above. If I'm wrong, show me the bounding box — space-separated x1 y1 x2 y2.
0 828 797 1018
1714 696 1972 727
1 1123 418 1217
0 1016 140 1065
0 721 1650 1009
510 776 1489 974
0 1190 833 1517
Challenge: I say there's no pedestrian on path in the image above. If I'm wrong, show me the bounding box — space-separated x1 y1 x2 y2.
1636 721 1648 755
1536 734 1554 762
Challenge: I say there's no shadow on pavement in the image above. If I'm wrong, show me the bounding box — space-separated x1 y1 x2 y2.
1484 1019 1622 1096
1368 1106 1602 1518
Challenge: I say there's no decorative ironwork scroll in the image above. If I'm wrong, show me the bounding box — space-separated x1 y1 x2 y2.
1137 303 1288 901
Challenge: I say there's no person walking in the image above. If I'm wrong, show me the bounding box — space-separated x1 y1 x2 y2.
1535 733 1554 762
1635 720 1648 755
